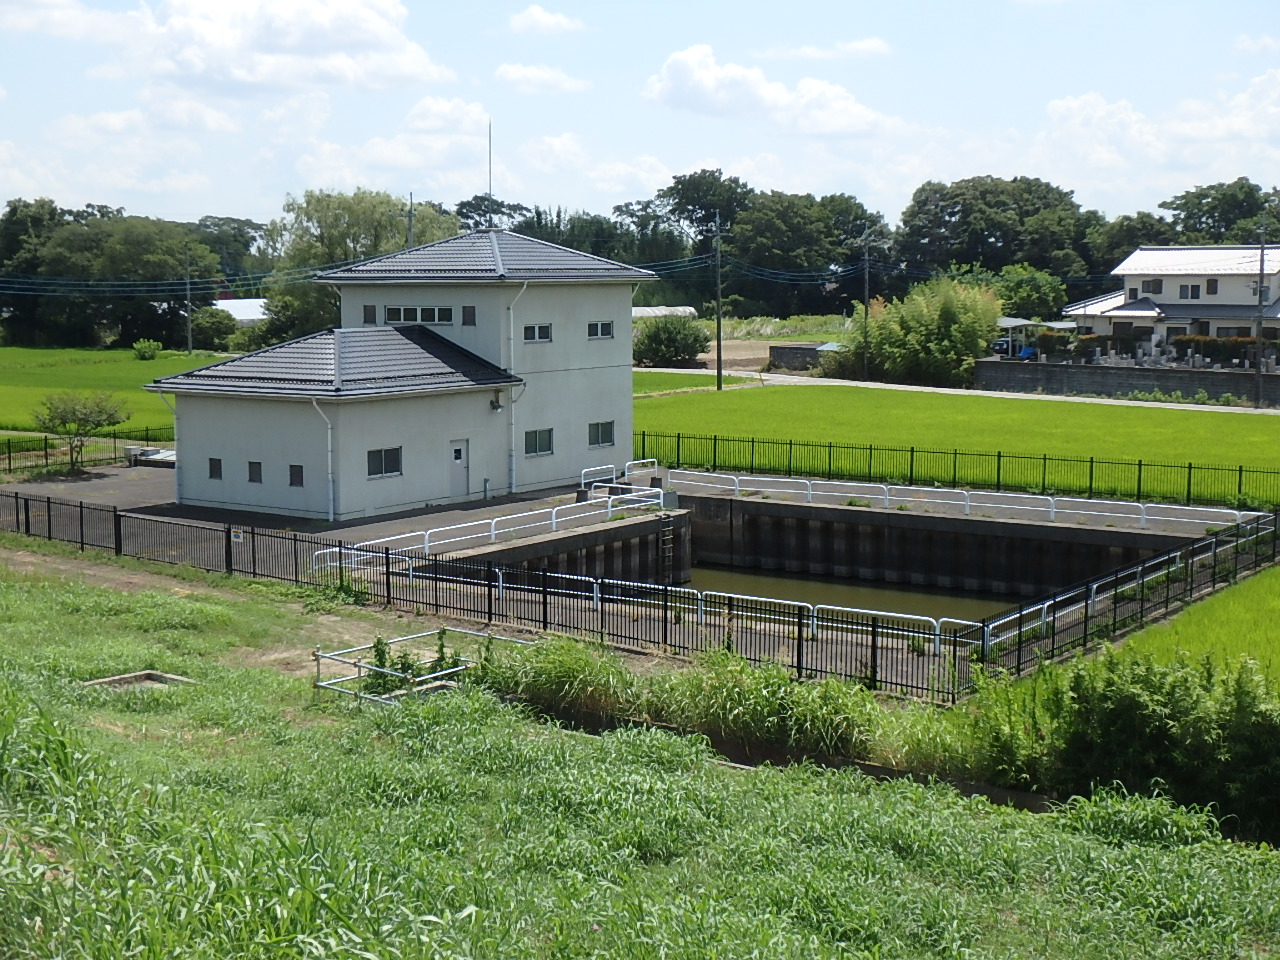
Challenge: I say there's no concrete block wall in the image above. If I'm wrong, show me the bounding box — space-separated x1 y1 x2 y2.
973 357 1280 404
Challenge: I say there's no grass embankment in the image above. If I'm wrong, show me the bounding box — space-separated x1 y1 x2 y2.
0 346 216 432
636 383 1280 468
3 543 1279 958
632 371 754 394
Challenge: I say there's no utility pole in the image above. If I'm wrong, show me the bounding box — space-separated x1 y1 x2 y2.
714 210 724 391
184 241 192 355
861 226 871 381
1256 210 1268 407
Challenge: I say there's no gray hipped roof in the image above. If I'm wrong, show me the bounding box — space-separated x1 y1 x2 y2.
146 326 521 400
316 229 657 285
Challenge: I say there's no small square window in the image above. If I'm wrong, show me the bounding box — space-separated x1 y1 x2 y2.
1206 278 1219 295
386 307 402 323
524 428 553 456
462 305 476 326
208 457 222 480
1128 288 1138 301
289 464 304 487
587 321 614 339
402 306 418 322
588 420 615 447
362 305 377 325
419 307 434 323
437 307 453 324
248 461 262 484
1179 284 1190 299
367 447 402 478
523 324 552 342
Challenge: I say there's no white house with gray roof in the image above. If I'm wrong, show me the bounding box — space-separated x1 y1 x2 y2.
1064 245 1280 343
147 229 654 521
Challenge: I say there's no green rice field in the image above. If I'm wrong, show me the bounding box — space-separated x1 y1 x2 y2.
632 371 754 394
2 545 1279 959
1123 564 1280 678
0 347 214 431
636 383 1280 470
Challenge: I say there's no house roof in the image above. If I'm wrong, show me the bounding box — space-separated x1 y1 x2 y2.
1112 245 1280 277
1063 289 1280 321
316 229 657 285
145 325 521 400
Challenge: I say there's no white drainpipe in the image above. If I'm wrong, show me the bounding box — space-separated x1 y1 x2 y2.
506 280 529 496
157 391 178 500
310 398 335 522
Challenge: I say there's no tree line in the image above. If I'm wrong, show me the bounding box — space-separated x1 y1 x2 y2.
0 174 1275 350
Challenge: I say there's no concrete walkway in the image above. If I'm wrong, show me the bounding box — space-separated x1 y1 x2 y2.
638 367 1280 415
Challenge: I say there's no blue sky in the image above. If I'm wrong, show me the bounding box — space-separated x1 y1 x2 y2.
1 0 1278 229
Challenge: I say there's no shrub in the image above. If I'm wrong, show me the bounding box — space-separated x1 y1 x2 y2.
190 306 237 352
131 338 163 360
633 315 710 368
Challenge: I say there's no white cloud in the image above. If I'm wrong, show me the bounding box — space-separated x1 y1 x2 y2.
494 63 589 94
644 45 900 136
1236 33 1280 52
522 133 589 173
508 4 583 34
756 38 891 60
405 96 489 133
259 92 332 142
586 155 671 194
4 0 454 90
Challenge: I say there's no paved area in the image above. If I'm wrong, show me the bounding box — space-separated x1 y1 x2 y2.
0 464 601 546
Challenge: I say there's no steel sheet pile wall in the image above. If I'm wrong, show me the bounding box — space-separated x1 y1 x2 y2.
636 431 1280 507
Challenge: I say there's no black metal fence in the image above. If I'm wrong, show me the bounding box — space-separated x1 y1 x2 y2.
634 430 1280 508
2 489 1276 702
2 426 176 474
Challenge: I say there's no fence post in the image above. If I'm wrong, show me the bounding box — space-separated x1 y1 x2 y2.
22 497 30 535
750 436 756 473
869 617 879 690
995 451 1002 492
640 431 646 460
794 606 806 679
1238 464 1245 499
224 525 234 573
112 507 123 556
1186 462 1194 505
432 556 441 613
1016 605 1024 675
1088 457 1095 498
908 447 916 486
292 533 300 584
43 436 49 468
45 496 52 539
662 584 670 653
78 501 85 551
712 435 718 473
827 442 834 480
1137 560 1146 626
249 528 258 577
787 438 794 476
486 562 495 623
952 449 958 489
675 433 682 468
384 547 393 606
1136 460 1143 502
1041 454 1048 494
541 568 550 631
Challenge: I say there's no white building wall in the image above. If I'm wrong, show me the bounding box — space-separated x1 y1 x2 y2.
1120 271 1280 307
174 395 332 518
337 279 637 496
330 391 506 518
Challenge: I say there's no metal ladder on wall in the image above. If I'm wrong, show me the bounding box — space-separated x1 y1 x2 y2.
657 514 676 584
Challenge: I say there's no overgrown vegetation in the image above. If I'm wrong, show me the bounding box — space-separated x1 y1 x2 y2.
632 313 711 367
2 555 1280 957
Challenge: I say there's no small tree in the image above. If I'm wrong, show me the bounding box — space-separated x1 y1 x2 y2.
633 315 710 368
32 391 129 473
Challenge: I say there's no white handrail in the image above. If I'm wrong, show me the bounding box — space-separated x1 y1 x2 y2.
580 464 617 488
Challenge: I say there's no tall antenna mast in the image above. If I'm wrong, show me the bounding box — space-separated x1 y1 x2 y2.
487 119 494 228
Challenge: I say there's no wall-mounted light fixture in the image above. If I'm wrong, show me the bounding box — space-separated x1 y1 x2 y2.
489 390 504 412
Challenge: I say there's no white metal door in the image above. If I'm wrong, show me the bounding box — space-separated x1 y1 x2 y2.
449 439 469 498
